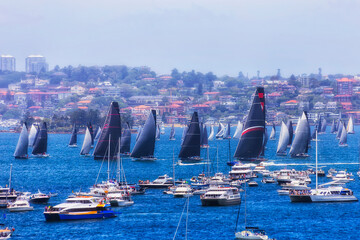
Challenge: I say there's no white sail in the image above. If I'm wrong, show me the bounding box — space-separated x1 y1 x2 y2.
289 112 310 157
208 125 215 140
216 123 225 138
269 124 276 140
28 124 38 147
276 121 289 155
339 123 348 146
233 121 243 139
294 117 301 134
80 127 92 155
347 116 355 134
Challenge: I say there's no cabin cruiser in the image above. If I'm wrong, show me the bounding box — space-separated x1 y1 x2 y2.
29 190 50 203
253 164 266 174
235 227 273 240
139 174 174 188
275 169 293 185
331 171 354 183
44 196 116 221
289 182 358 203
107 189 134 207
277 180 310 195
173 184 193 198
261 178 275 184
248 181 258 187
200 186 241 206
230 163 253 180
7 198 34 212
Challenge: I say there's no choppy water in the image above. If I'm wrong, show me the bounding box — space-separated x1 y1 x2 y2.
1 126 360 240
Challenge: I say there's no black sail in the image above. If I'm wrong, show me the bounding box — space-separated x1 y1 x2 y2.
130 110 156 158
93 102 122 159
169 124 176 140
32 122 48 155
234 87 265 160
202 124 208 146
120 122 131 154
287 120 293 146
69 125 77 146
178 111 201 159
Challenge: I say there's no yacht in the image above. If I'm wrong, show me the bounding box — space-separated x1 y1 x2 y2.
200 186 241 206
331 171 354 183
173 184 193 198
289 183 358 203
44 196 116 221
277 180 310 195
139 174 174 188
107 188 134 207
7 199 34 212
229 163 253 180
29 190 50 203
275 169 293 185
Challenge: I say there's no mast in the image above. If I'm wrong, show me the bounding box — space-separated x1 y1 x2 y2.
173 147 175 185
9 164 12 192
244 180 247 228
107 134 111 181
117 137 121 182
316 130 318 191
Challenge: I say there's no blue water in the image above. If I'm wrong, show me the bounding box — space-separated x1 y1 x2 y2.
1 126 360 240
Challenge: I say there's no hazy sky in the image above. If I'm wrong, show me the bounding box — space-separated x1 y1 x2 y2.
1 0 359 77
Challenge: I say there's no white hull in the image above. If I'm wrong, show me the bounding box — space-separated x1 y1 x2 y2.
8 206 34 212
310 195 358 202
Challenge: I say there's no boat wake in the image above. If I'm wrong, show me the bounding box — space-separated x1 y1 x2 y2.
264 162 359 166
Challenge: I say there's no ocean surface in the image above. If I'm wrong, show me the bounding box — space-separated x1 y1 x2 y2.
1 125 360 240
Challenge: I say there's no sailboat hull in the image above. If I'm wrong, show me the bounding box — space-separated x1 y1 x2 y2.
68 144 77 148
14 155 28 159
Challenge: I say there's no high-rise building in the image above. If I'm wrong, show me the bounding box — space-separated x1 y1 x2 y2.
25 55 48 73
0 55 16 72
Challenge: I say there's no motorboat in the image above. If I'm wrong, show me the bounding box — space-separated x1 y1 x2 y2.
248 181 258 187
235 227 272 240
107 189 134 207
0 188 17 208
331 171 354 183
276 169 293 185
200 186 241 206
7 199 34 212
261 178 275 184
29 190 50 203
173 184 193 198
44 196 116 221
139 174 174 188
0 227 14 240
229 163 253 180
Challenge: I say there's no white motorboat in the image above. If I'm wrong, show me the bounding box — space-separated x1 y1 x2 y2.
7 199 34 212
235 227 272 240
331 171 354 183
107 191 134 207
248 181 258 187
201 186 241 206
173 184 193 198
0 227 14 240
309 186 358 202
29 190 50 203
139 174 174 188
230 163 253 180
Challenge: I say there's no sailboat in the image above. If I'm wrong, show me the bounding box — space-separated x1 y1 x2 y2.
347 116 355 134
289 112 310 158
93 101 122 160
14 123 29 159
233 121 243 139
286 120 293 147
216 123 225 139
222 123 231 139
208 125 215 141
233 87 266 163
276 121 289 156
336 121 343 140
136 126 142 141
28 124 38 147
235 181 273 240
269 123 276 140
330 119 337 134
160 122 165 135
156 124 161 140
339 123 348 147
87 122 94 147
169 124 176 141
181 125 188 144
131 110 157 161
178 111 201 162
68 125 77 148
80 126 92 156
32 122 49 158
120 122 131 155
320 118 327 133
201 124 209 148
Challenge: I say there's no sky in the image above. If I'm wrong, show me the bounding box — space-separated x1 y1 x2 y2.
0 0 360 77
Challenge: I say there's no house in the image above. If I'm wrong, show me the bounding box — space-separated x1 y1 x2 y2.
326 102 338 110
14 92 27 104
71 85 86 95
280 100 298 109
313 102 326 110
